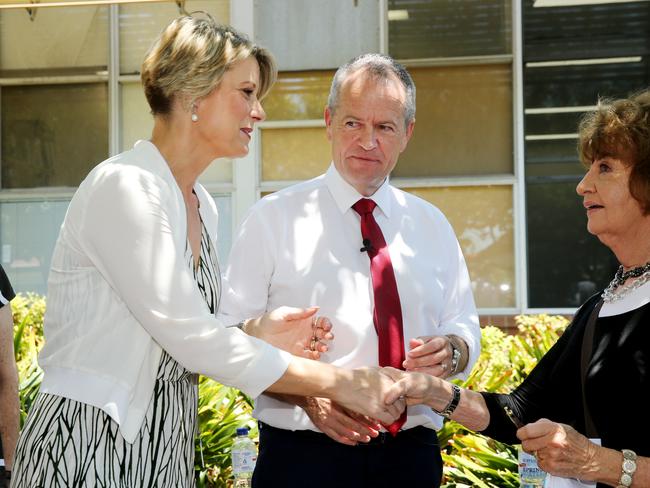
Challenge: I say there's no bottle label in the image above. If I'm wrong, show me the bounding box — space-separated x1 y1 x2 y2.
232 450 257 475
518 449 546 487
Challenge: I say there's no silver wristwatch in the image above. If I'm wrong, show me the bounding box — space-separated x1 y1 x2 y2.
617 449 637 488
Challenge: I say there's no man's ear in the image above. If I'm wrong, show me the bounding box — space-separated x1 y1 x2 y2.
324 106 333 141
401 119 415 152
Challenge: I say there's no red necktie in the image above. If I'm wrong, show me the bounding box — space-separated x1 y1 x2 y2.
352 198 406 436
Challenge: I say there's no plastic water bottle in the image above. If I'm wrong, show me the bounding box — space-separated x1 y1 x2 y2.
232 427 257 488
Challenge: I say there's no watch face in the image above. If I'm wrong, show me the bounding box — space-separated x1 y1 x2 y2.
623 459 637 473
620 473 632 486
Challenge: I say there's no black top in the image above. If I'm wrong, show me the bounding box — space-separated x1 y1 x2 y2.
481 293 649 487
0 264 15 309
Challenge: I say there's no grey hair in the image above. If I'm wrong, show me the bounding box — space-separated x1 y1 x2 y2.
327 53 416 126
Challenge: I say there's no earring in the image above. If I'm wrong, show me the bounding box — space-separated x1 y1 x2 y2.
191 113 198 122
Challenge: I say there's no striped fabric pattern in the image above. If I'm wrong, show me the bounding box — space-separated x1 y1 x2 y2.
12 219 220 487
0 264 15 308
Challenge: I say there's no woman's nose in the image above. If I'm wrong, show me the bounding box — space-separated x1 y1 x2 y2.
576 168 593 196
252 99 266 122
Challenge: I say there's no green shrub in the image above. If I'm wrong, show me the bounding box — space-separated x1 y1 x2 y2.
11 293 570 487
194 378 257 488
11 293 46 426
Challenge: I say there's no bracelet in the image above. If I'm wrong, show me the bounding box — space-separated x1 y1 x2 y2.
445 335 462 375
431 384 461 418
616 449 637 488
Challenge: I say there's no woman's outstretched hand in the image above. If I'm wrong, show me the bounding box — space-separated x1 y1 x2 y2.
243 306 334 360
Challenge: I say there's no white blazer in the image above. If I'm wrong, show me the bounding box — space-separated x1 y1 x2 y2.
38 140 291 442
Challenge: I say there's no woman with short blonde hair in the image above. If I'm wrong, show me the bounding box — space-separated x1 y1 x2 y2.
11 13 403 487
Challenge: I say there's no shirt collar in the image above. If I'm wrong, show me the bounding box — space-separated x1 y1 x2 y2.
324 163 392 218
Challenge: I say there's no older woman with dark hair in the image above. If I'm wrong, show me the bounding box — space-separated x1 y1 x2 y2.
10 14 403 487
387 89 650 488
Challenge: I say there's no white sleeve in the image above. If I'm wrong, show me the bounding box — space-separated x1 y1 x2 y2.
218 205 276 324
71 165 291 398
436 223 481 380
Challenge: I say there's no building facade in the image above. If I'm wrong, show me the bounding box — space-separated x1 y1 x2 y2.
0 0 648 323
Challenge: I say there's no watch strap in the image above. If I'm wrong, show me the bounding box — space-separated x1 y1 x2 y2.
431 384 461 418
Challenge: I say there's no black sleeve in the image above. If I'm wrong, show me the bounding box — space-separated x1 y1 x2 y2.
0 264 15 308
478 294 601 444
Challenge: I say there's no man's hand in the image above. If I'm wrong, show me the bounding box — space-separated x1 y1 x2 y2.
403 335 455 378
243 306 333 360
303 397 381 446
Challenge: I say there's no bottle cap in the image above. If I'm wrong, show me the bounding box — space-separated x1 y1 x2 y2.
236 427 249 436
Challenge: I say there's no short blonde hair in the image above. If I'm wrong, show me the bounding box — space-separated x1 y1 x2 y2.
141 13 277 115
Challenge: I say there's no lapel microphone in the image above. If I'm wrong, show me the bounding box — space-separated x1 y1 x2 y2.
360 238 372 253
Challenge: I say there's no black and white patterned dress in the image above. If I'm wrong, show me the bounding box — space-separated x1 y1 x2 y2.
12 220 220 488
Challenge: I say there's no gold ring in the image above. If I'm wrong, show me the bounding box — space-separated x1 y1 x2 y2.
309 337 318 351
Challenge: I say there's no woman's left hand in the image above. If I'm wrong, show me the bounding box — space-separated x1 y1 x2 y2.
243 306 334 360
517 418 600 480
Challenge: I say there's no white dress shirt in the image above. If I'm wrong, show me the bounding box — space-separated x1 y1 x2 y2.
38 140 292 443
219 163 481 432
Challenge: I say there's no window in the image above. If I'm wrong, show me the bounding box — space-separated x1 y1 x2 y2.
257 0 515 310
254 0 380 71
406 186 515 308
396 64 513 178
388 0 512 59
0 200 70 295
0 6 108 74
263 70 331 121
2 84 108 188
0 5 109 292
0 0 232 294
522 0 650 307
119 0 228 74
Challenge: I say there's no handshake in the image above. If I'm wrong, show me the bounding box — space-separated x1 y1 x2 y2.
252 306 458 443
330 366 448 428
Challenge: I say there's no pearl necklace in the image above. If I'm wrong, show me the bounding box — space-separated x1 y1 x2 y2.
602 261 650 303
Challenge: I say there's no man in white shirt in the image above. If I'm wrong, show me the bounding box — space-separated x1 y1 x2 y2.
219 53 481 488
